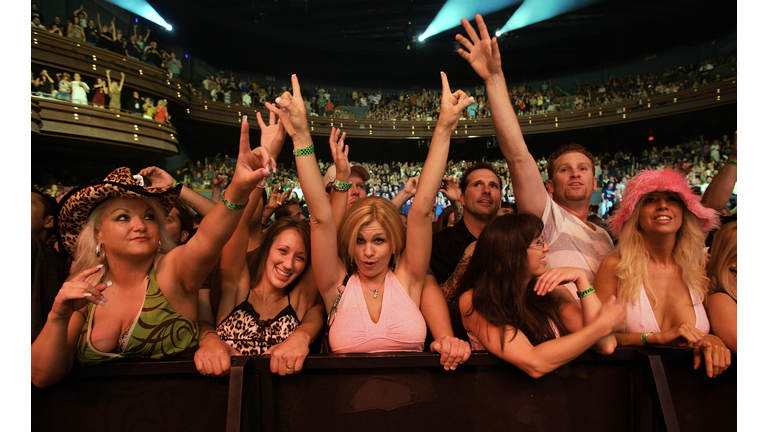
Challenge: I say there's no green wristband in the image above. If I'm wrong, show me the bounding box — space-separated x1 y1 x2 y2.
292 143 315 156
641 332 652 346
453 203 462 210
725 157 737 167
333 179 351 191
576 285 595 298
220 189 248 210
172 180 182 187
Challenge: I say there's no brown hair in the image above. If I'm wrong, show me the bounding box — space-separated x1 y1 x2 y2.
547 143 595 180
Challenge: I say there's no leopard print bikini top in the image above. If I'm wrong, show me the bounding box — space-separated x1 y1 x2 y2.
215 291 300 356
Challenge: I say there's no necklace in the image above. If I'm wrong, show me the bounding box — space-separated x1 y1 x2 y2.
358 271 385 299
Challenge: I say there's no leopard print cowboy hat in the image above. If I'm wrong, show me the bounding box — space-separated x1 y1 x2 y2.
57 167 181 256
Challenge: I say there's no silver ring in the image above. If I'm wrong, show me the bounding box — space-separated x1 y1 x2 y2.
286 366 294 370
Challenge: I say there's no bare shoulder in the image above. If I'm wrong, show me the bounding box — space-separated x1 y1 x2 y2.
458 289 475 313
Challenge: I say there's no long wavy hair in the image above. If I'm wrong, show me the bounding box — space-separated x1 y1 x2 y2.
614 198 709 306
69 197 176 286
250 217 311 295
706 221 737 300
338 196 404 274
452 213 568 349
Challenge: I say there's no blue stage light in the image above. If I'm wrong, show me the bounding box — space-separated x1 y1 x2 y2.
419 0 522 41
104 0 172 31
498 0 604 34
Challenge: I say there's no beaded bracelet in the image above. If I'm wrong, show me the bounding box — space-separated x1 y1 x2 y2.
576 285 596 298
641 332 652 346
293 143 315 156
333 179 352 192
725 157 737 167
220 189 248 210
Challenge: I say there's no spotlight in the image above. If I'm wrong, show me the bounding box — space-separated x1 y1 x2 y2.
165 24 173 31
495 30 501 37
418 35 426 42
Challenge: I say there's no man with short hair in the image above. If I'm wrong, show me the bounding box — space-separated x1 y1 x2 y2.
323 163 370 210
429 162 501 284
457 15 614 298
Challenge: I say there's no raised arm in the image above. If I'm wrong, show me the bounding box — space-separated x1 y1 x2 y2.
328 127 351 228
118 72 125 91
456 15 548 217
157 116 275 294
267 75 345 310
138 166 216 217
389 176 418 210
701 131 737 211
399 72 473 304
106 70 113 90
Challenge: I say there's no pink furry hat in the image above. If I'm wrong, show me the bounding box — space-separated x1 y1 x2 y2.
607 168 720 236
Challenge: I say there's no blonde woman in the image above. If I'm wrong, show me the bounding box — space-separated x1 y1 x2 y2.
705 221 737 353
594 169 730 377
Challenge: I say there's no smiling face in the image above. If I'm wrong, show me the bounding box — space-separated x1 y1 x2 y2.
460 168 501 221
637 191 684 235
95 198 160 259
526 233 550 278
263 229 307 290
354 221 393 278
547 152 597 204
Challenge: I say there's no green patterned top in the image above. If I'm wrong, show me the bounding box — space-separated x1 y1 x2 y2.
76 267 198 365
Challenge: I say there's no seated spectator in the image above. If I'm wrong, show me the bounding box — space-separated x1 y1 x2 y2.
452 213 625 378
705 221 737 354
55 72 72 101
49 23 63 36
32 2 44 24
31 123 274 387
129 91 143 116
595 169 730 377
32 16 46 30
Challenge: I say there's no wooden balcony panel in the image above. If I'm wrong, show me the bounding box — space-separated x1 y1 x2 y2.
32 99 43 135
33 98 179 156
31 30 190 108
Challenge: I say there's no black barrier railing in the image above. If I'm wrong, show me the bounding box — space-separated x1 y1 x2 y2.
31 347 735 432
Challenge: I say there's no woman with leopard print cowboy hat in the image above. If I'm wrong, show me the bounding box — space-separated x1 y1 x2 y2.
32 116 275 388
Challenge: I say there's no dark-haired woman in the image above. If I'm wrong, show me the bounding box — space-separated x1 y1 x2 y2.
453 213 626 378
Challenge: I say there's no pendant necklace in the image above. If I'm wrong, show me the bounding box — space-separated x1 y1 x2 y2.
358 271 385 299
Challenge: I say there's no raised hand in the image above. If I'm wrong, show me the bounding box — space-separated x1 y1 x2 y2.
440 177 461 202
256 110 286 158
436 72 474 131
402 176 420 196
533 267 587 296
456 14 503 81
49 265 109 321
229 116 276 193
329 127 350 179
266 75 309 138
138 166 175 188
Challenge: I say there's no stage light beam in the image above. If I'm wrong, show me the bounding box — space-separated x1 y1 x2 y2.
497 0 605 34
418 0 523 42
104 0 173 31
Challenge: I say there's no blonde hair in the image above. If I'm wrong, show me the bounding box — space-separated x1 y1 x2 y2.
614 201 709 306
69 197 176 286
706 221 737 300
338 196 404 273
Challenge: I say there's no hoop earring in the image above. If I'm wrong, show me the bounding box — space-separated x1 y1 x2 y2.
95 243 106 262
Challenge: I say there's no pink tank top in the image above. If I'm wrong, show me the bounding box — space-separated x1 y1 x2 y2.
329 271 426 353
624 284 710 334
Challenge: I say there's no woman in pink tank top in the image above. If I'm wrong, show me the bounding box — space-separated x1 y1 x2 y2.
268 73 472 370
453 213 627 378
595 168 731 378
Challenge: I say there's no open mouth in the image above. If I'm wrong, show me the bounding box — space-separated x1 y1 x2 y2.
653 215 672 222
275 267 292 279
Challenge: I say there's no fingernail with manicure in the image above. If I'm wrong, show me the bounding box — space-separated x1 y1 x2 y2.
83 293 93 297
96 264 104 269
243 115 247 122
106 280 113 287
